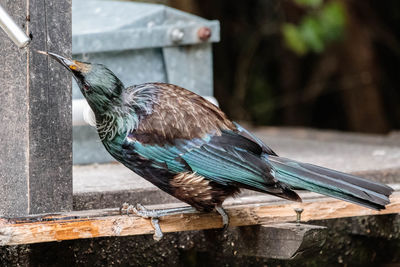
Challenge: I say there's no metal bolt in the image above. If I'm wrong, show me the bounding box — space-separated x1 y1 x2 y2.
170 28 184 43
197 26 212 41
294 208 304 225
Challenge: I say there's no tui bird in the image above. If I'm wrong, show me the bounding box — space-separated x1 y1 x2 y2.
43 51 393 240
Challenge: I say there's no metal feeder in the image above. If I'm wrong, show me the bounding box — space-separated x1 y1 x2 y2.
72 0 220 164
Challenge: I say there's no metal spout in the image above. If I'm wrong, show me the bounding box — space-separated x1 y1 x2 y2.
0 4 30 48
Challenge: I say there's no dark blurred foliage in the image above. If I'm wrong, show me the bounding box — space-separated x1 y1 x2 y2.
144 0 400 133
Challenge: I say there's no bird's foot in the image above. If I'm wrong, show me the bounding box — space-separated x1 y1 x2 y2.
216 206 229 229
120 202 163 240
150 217 163 241
120 202 197 241
119 202 137 216
120 203 160 218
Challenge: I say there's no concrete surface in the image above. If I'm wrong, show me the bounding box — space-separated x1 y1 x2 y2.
0 0 72 216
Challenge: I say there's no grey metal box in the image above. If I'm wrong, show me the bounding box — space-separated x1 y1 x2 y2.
72 0 220 164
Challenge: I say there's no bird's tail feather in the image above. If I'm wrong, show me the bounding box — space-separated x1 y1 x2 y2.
268 156 393 210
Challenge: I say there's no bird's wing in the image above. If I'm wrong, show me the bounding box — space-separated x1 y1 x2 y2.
129 130 300 200
233 122 278 156
125 83 299 200
129 83 237 145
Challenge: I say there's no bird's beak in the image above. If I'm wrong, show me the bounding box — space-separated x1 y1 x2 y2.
37 50 79 72
48 52 76 70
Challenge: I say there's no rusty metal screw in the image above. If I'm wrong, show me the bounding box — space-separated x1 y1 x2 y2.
197 26 212 41
294 208 304 226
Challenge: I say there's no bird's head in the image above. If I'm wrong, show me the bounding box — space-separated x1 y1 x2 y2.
44 51 124 114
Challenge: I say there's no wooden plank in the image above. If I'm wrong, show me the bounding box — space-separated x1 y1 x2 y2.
0 0 72 216
1 190 399 246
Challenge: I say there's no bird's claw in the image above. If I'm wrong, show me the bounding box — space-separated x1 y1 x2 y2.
119 202 129 215
151 217 163 241
120 202 163 241
133 203 155 218
119 202 136 216
119 202 154 217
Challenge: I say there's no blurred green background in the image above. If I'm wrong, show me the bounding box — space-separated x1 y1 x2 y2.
133 0 400 134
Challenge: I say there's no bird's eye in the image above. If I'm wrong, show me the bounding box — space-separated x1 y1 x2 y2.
83 83 90 91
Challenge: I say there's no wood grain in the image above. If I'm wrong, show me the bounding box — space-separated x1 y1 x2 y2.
1 188 399 246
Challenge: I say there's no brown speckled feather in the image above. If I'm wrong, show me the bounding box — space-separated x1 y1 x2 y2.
133 83 235 145
170 172 240 211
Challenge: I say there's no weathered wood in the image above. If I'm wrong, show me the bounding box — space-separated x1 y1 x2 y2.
234 223 327 259
0 0 72 216
1 189 399 246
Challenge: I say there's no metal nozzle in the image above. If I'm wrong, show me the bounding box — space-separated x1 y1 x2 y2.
0 4 31 48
